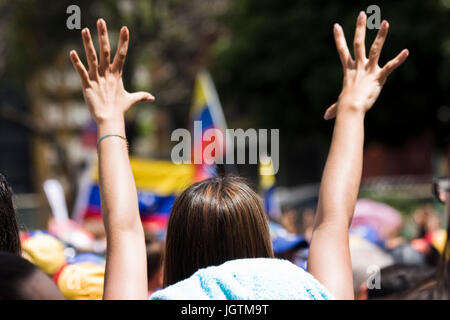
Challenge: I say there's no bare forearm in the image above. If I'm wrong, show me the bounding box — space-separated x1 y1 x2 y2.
97 118 141 232
97 118 148 299
315 107 365 229
308 108 364 299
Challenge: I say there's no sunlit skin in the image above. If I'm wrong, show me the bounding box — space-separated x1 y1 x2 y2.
307 11 408 299
70 19 154 299
70 12 408 300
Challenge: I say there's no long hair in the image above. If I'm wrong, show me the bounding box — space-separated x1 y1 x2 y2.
0 173 21 255
163 176 274 287
0 252 36 299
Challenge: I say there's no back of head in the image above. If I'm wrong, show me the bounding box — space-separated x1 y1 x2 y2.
0 173 21 255
0 251 63 300
163 176 273 287
367 264 436 299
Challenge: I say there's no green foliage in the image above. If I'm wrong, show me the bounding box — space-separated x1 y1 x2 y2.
1 0 448 186
0 0 226 129
212 0 450 149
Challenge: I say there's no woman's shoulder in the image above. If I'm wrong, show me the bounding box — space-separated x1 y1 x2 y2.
150 258 333 300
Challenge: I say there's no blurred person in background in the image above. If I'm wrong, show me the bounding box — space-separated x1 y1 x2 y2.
357 264 436 300
300 208 316 243
54 252 105 300
349 199 442 295
20 230 106 300
280 207 299 234
413 203 441 239
146 241 163 296
0 251 63 300
0 173 21 255
428 175 450 299
1 172 105 300
81 218 106 242
270 220 309 269
20 231 67 275
70 12 408 299
369 171 450 299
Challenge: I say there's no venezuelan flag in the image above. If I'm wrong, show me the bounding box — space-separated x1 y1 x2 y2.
73 158 195 232
190 71 229 181
259 157 282 220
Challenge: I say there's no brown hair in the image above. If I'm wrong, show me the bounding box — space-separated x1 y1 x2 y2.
163 176 274 287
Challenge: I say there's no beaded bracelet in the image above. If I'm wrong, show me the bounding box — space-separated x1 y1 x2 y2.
97 134 129 150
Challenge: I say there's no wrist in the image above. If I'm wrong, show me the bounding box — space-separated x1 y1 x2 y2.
96 116 126 137
335 102 366 119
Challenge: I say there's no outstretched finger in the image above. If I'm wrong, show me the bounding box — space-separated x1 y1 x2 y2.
353 11 367 65
81 28 99 80
378 49 409 84
334 24 353 68
324 102 337 120
368 20 389 70
112 27 129 74
97 19 111 75
70 50 90 88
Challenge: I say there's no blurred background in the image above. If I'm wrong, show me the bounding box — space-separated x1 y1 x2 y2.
0 0 448 243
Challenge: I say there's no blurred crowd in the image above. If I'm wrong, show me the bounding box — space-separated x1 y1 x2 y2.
282 200 449 299
1 167 448 300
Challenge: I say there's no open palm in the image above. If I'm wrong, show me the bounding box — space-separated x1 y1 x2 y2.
324 12 409 120
70 19 154 124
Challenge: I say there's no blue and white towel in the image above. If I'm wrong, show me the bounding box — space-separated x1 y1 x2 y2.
150 258 333 300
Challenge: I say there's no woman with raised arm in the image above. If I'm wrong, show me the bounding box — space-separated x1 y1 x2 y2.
70 12 407 300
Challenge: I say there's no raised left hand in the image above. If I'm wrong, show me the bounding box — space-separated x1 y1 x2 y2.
69 19 154 125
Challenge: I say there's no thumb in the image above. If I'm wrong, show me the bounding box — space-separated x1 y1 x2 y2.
128 91 155 105
324 102 337 120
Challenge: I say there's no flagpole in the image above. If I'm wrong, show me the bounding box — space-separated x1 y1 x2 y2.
199 71 238 175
